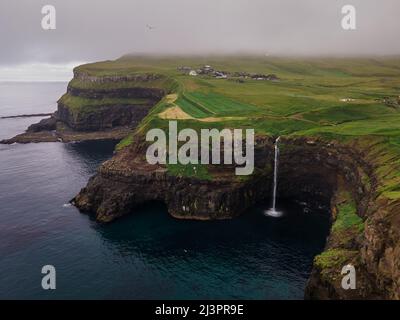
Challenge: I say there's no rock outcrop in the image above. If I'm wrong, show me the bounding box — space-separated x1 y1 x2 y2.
0 71 170 144
55 102 152 132
27 116 57 132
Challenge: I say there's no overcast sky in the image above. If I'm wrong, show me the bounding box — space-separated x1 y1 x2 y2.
0 0 399 80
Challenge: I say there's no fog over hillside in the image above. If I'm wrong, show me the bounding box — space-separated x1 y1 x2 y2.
0 0 399 80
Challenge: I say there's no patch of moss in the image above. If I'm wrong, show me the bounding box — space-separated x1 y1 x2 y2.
314 249 357 269
116 134 134 151
332 200 364 234
360 173 372 192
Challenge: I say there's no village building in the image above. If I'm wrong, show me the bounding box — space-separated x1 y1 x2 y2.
215 71 227 79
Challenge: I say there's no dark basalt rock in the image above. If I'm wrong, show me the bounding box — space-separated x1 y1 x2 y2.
27 116 57 132
73 71 163 83
55 102 153 132
67 86 166 100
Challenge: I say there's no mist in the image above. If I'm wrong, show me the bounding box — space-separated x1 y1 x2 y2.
1 0 399 67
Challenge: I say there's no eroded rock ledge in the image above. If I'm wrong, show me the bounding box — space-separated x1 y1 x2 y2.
72 135 400 299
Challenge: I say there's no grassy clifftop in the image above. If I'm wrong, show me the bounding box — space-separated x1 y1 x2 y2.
72 56 400 184
74 56 400 136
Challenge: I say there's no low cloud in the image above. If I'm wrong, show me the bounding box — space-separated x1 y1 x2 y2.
0 0 399 66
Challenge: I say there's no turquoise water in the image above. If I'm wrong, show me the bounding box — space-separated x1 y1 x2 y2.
0 82 330 299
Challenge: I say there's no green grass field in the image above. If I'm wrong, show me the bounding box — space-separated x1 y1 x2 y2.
177 92 261 118
73 56 400 184
73 56 400 139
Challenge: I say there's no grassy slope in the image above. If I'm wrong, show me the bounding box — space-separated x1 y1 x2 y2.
103 56 400 137
75 56 400 184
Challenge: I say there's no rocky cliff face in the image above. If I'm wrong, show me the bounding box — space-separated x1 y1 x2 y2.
72 71 164 84
1 72 169 144
55 73 167 132
73 136 275 222
67 85 165 100
55 102 152 132
73 135 400 299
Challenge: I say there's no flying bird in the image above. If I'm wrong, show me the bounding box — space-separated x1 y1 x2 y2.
146 24 155 30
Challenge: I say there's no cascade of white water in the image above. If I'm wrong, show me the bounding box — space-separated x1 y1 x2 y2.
264 136 282 217
272 136 280 210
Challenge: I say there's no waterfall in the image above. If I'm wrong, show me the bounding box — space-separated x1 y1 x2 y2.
272 136 280 210
265 136 283 217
